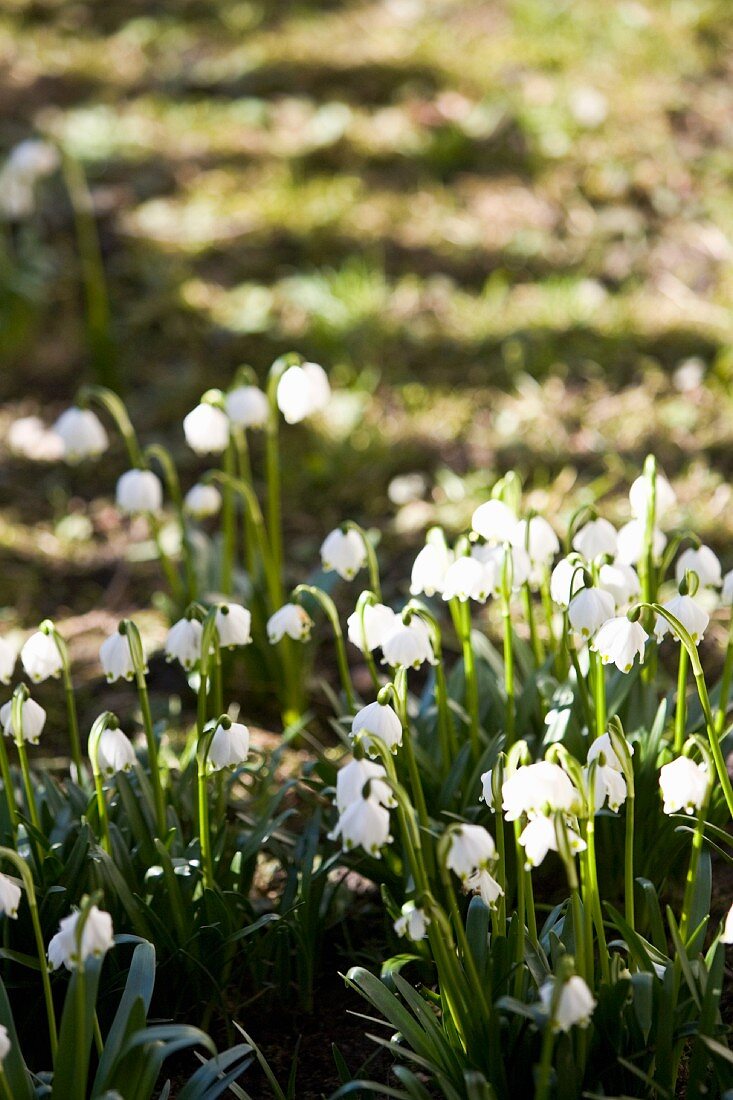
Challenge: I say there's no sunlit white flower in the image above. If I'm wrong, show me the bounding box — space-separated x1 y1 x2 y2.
471 499 518 543
53 407 108 463
320 528 367 581
116 469 163 514
587 732 633 813
616 520 666 565
225 385 269 428
165 618 203 671
183 403 230 455
722 570 733 607
512 516 559 567
659 756 708 815
47 906 114 971
207 720 250 772
0 1024 9 1065
96 727 136 776
629 471 676 521
572 518 618 561
334 758 395 814
215 603 252 648
587 731 632 774
410 541 454 597
519 815 585 868
591 616 647 673
184 483 222 519
446 824 496 881
441 556 492 602
381 618 436 669
676 545 722 590
568 586 615 639
351 701 402 756
540 975 596 1031
346 603 398 652
276 362 330 424
0 638 16 685
100 631 137 683
598 561 640 608
1 696 46 744
550 557 582 608
21 630 62 682
394 901 430 941
721 903 733 944
466 867 504 908
330 797 392 856
502 761 581 821
267 604 313 644
0 873 21 918
654 594 709 645
472 542 530 592
8 416 64 461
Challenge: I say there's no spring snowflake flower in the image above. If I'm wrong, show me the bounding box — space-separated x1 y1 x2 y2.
591 616 647 673
550 557 582 607
183 403 230 455
446 824 497 881
722 570 733 606
0 696 46 744
53 407 108 463
659 757 708 815
215 603 252 648
472 542 530 592
654 594 709 645
466 868 504 908
96 727 136 776
519 815 586 868
511 516 559 567
0 873 21 918
320 528 367 581
276 362 330 424
47 906 114 971
586 732 633 813
351 701 403 756
381 618 436 669
116 469 163 514
334 758 395 814
346 603 397 653
629 471 676 521
330 797 392 857
0 138 59 218
540 975 596 1031
0 638 17 685
394 901 430 941
616 520 666 566
8 415 63 461
267 604 313 644
568 586 615 639
21 630 62 682
165 618 203 670
572 518 618 561
598 561 640 608
225 385 269 428
410 541 454 596
184 483 222 519
721 903 733 944
100 630 138 683
207 720 250 772
471 499 519 543
502 761 582 821
675 545 722 590
441 556 492 602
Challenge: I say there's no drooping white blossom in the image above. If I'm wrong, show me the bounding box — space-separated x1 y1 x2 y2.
207 721 250 772
215 603 252 648
48 906 114 971
100 631 137 683
346 603 397 653
0 873 21 918
598 561 640 608
550 557 583 608
329 798 392 857
471 499 519 544
629 471 676 521
183 403 230 455
511 516 559 567
568 586 615 639
267 604 313 644
320 529 367 581
225 385 270 429
502 761 581 821
0 638 16 685
616 520 666 565
334 758 395 814
540 975 596 1031
654 594 709 646
351 702 403 756
410 542 454 597
441 556 492 603
53 408 108 463
591 616 647 673
659 757 708 815
721 903 733 945
21 631 62 683
394 901 430 941
276 362 330 424
446 824 497 881
519 815 586 868
381 618 436 669
184 484 222 519
572 518 618 561
96 727 136 776
586 732 633 812
116 469 163 514
466 867 504 908
676 545 722 590
0 696 46 744
165 618 203 671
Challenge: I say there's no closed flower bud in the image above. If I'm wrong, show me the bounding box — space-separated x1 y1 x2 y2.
466 868 504 908
675 545 722 590
572 518 618 561
330 797 392 857
116 469 163 514
654 594 709 645
441 556 492 603
540 975 596 1031
100 630 138 683
598 561 640 607
0 637 16 685
471 499 518 543
0 873 21 918
568 586 615 638
502 761 581 821
165 618 203 670
184 483 222 519
267 603 313 644
616 520 666 565
394 901 430 941
183 403 230 455
225 385 269 428
48 905 114 971
351 701 402 756
629 471 676 521
446 824 496 881
591 616 647 673
410 541 453 597
276 362 330 424
519 815 586 868
53 407 108 463
511 516 559 566
320 528 367 581
215 603 252 648
1 696 46 744
21 630 62 682
659 756 709 815
335 758 395 814
207 720 250 772
96 727 136 776
0 1025 10 1066
381 618 436 670
346 603 397 653
721 903 733 944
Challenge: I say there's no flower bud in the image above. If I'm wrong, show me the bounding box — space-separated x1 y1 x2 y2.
351 701 402 757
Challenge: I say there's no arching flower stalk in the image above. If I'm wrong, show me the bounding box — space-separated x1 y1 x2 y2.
37 620 83 780
292 584 355 714
87 711 127 853
342 521 382 600
9 685 41 840
379 657 430 853
119 620 166 836
607 717 636 930
672 737 714 942
402 600 455 772
144 442 196 604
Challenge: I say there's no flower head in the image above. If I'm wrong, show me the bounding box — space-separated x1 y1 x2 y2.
165 618 203 671
330 797 392 857
183 403 230 455
676 545 722 590
0 638 16 686
446 824 497 881
659 756 709 815
502 761 581 821
225 385 269 429
320 528 367 581
207 720 250 772
334 758 394 814
267 604 313 644
48 906 114 971
616 520 666 565
410 541 454 597
629 471 676 521
519 815 585 868
721 903 733 945
394 901 430 941
466 868 504 908
568 586 614 639
0 1024 9 1065
591 616 647 673
100 630 138 683
0 873 21 919
53 407 108 463
654 594 709 645
215 603 253 648
21 630 62 682
276 362 330 424
598 561 640 608
96 727 136 776
1 696 46 744
550 557 582 608
722 570 733 607
381 618 436 669
441 556 492 602
351 701 402 756
471 499 518 543
511 516 559 567
184 484 222 519
572 518 618 561
116 469 163 514
540 975 596 1031
346 603 397 653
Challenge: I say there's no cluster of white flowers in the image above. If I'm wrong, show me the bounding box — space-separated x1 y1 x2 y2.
328 758 395 857
446 824 503 907
344 605 436 670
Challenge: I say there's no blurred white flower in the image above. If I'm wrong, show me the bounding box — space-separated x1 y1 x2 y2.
116 469 163 514
8 416 64 461
616 520 666 566
540 975 596 1031
572 518 617 561
502 761 581 821
53 408 108 463
0 139 59 219
330 797 392 856
598 561 640 607
471 499 518 543
472 542 530 592
676 545 722 590
267 604 313 644
441 556 492 602
207 720 250 772
381 618 436 669
629 471 676 521
184 483 222 519
587 732 633 812
48 906 114 971
165 618 203 670
320 528 367 581
446 824 496 881
351 701 402 756
511 516 559 567
568 586 615 638
654 594 709 645
347 603 397 652
0 638 16 685
569 86 608 128
591 616 647 673
225 385 269 428
659 757 708 815
0 873 21 918
183 403 230 455
334 757 394 814
21 630 62 683
215 603 252 648
96 727 136 776
519 815 585 868
410 541 454 597
394 901 430 941
1 696 46 744
276 362 330 424
100 631 138 683
550 556 582 607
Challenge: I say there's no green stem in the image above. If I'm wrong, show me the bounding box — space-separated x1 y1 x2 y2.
0 1069 14 1100
144 443 196 603
265 411 284 606
459 601 480 763
197 762 214 890
585 815 610 984
679 795 708 942
674 646 688 754
535 1018 556 1100
345 521 382 601
125 622 166 836
233 427 257 576
571 888 586 984
220 441 236 595
394 670 431 849
523 584 543 665
625 793 635 932
591 650 606 741
293 584 354 713
93 773 112 854
148 513 184 603
513 821 526 998
501 589 516 747
714 614 733 735
0 736 17 842
49 628 84 782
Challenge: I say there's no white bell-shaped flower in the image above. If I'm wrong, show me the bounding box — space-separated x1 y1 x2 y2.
99 630 138 683
629 471 676 521
215 603 252 648
659 756 708 815
572 518 618 561
502 761 581 821
568 586 615 639
394 901 430 941
0 1024 9 1065
335 758 394 813
616 520 666 565
591 616 647 673
381 618 436 669
654 594 709 645
550 557 582 607
446 824 496 881
207 720 250 772
540 975 596 1031
721 902 733 944
330 797 392 857
276 362 330 424
320 528 367 581
0 873 21 918
165 618 203 670
351 701 402 756
722 570 733 606
441 556 492 603
587 732 633 812
53 407 108 463
184 483 222 519
346 603 397 653
587 731 633 773
598 561 640 608
183 403 230 455
519 815 586 868
267 604 313 644
21 630 62 682
676 545 722 589
410 542 454 596
473 542 531 592
96 727 136 776
0 638 16 685
1 696 46 744
225 385 269 428
47 905 114 971
511 516 559 567
471 499 519 543
466 868 504 908
116 469 163 514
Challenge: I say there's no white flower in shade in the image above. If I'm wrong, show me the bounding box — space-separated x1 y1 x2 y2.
165 618 203 670
676 545 722 590
471 499 518 543
267 604 313 644
472 543 530 592
0 638 16 685
723 570 733 607
441 556 492 602
116 469 163 514
0 873 21 918
519 815 586 868
586 733 633 812
598 561 640 608
410 542 454 596
659 756 708 815
654 594 709 645
53 407 108 463
512 516 559 567
334 758 394 814
184 483 222 519
591 616 648 673
351 701 402 756
183 403 230 455
330 797 392 856
568 586 615 639
207 720 250 772
540 975 596 1031
100 631 137 683
629 471 676 521
381 618 436 669
721 903 733 944
346 603 397 653
21 631 62 682
446 824 496 881
276 362 330 424
466 868 504 908
394 901 430 941
225 385 269 428
0 1024 8 1065
616 520 666 565
550 557 582 607
96 727 136 776
47 906 114 970
1 697 46 744
572 518 618 561
215 603 252 648
502 761 581 821
320 528 367 581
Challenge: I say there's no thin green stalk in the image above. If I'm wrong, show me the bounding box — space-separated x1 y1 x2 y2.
0 1069 13 1100
674 646 688 754
679 793 709 942
584 816 610 984
220 441 236 595
77 384 142 466
265 409 284 606
234 427 257 575
88 712 118 854
0 736 17 842
501 589 516 747
436 845 492 1024
197 757 214 890
535 1016 556 1100
459 600 480 763
590 650 606 741
513 821 526 998
345 521 382 601
293 584 354 713
571 888 586 984
523 583 543 665
45 625 84 781
394 670 431 849
714 613 733 735
124 622 166 836
625 792 635 931
525 866 538 945
147 513 184 603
